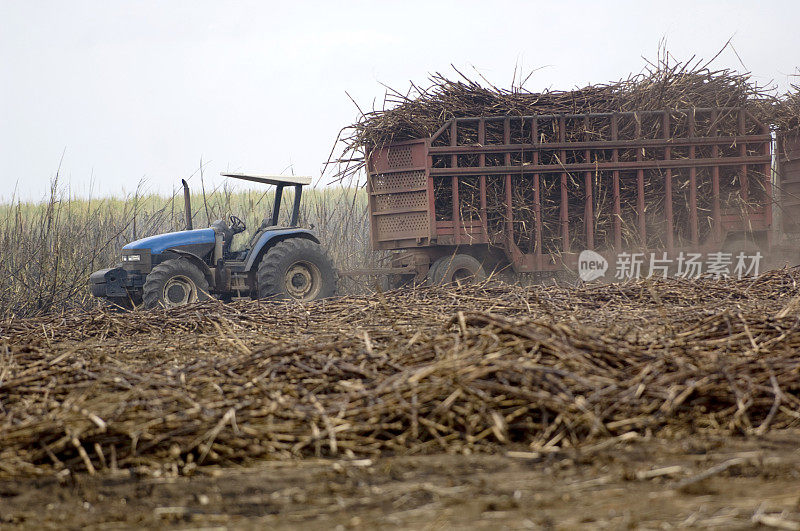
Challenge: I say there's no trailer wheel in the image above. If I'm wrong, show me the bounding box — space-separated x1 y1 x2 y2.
427 258 444 286
257 238 337 301
429 254 486 286
142 258 210 309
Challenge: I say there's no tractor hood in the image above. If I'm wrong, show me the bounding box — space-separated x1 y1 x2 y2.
123 228 216 255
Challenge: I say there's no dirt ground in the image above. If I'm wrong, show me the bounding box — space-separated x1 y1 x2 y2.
2 430 799 529
4 276 800 529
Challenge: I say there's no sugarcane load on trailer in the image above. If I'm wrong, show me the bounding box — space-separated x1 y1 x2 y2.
90 173 337 308
354 108 800 285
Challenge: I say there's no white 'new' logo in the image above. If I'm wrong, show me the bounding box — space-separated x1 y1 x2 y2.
578 250 608 281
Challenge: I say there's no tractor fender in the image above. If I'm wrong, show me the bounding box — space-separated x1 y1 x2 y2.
162 249 216 288
244 229 320 272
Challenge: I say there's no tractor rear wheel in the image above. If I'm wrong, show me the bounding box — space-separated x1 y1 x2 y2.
142 258 210 309
256 239 337 301
429 254 486 286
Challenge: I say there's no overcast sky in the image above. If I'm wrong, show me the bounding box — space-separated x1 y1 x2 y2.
1 0 798 201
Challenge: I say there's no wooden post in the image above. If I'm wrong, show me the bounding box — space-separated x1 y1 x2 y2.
478 119 488 240
450 121 460 245
712 110 722 244
532 118 542 268
612 113 622 249
664 112 674 254
636 113 646 248
688 110 699 246
504 118 514 250
584 116 594 249
559 116 569 252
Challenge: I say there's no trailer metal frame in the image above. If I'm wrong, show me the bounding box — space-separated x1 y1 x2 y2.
366 107 774 276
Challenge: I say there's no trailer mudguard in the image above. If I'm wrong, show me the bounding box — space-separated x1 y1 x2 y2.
244 228 320 272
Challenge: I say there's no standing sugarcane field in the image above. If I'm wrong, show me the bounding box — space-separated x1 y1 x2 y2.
4 2 800 528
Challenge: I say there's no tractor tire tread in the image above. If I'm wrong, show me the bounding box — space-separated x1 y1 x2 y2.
256 238 337 300
142 258 210 309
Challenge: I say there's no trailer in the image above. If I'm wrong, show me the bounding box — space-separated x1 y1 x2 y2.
357 107 800 284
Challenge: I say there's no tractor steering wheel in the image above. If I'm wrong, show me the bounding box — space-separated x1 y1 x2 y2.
229 215 246 235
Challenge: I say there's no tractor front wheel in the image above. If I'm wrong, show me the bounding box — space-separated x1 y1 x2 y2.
142 258 210 309
256 239 337 301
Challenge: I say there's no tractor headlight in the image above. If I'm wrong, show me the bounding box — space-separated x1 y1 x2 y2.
123 254 141 262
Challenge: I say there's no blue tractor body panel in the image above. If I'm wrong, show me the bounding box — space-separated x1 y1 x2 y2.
123 228 216 254
244 228 319 271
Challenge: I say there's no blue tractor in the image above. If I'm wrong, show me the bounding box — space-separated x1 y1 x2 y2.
90 173 337 308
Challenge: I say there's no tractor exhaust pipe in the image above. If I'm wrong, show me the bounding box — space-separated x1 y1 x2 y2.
181 179 193 230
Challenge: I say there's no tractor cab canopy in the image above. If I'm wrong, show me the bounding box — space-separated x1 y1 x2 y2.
221 173 312 187
221 173 312 229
